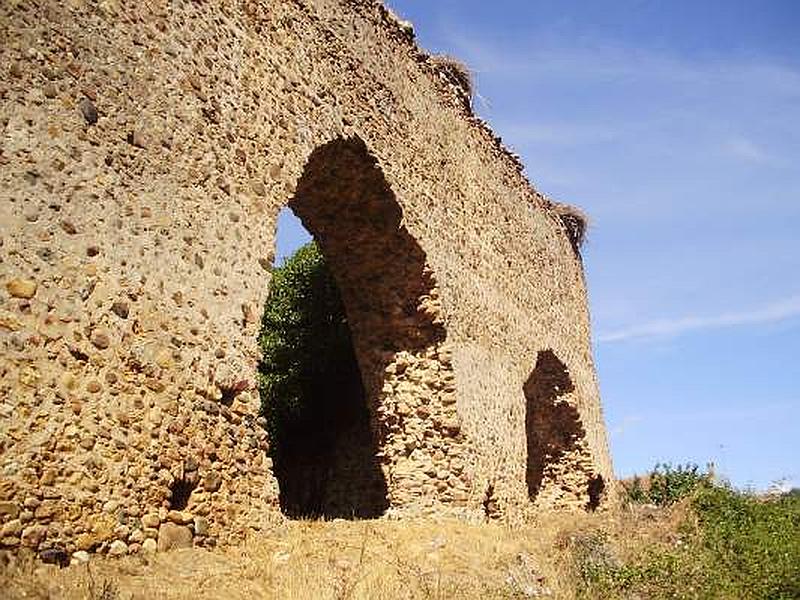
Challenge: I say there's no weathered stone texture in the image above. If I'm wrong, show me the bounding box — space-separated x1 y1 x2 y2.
0 0 612 556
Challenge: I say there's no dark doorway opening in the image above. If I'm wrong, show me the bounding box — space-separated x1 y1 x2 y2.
266 275 388 519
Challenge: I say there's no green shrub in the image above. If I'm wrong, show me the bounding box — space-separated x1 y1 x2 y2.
624 463 710 507
580 471 800 599
692 484 800 599
624 475 648 504
648 463 709 506
257 242 359 459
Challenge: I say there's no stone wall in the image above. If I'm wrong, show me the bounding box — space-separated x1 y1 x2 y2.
0 0 613 560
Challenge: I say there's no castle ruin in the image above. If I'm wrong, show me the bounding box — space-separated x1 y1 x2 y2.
0 0 613 558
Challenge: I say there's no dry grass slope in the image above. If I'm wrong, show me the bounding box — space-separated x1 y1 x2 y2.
0 508 684 600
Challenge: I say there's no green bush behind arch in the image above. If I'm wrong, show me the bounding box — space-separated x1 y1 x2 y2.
257 241 360 459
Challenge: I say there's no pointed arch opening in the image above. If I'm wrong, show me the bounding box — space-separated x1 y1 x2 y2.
524 349 602 510
259 137 454 519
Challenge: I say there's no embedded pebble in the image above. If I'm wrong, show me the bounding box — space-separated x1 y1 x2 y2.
79 98 98 124
6 278 37 299
108 540 128 556
91 330 110 349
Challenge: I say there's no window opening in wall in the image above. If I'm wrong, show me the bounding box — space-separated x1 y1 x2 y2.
259 206 388 519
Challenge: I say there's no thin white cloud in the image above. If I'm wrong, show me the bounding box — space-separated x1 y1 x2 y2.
610 414 644 437
494 120 620 147
447 27 800 192
446 29 800 95
723 136 785 167
599 295 800 343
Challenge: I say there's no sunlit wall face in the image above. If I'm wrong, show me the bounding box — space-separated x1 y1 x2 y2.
386 0 800 489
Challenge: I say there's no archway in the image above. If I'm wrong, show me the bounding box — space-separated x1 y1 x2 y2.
524 350 604 510
261 137 461 518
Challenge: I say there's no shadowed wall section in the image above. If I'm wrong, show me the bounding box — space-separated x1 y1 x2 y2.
271 345 388 519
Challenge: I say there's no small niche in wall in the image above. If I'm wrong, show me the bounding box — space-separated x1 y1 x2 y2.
586 474 605 511
169 476 198 511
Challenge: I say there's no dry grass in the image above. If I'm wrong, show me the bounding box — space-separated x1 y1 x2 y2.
429 55 474 99
0 508 686 600
550 202 589 252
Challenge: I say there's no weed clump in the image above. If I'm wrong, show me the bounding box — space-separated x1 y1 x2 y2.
624 463 709 507
429 54 474 100
550 201 589 253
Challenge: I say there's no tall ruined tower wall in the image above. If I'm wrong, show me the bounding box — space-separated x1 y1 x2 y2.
0 0 612 556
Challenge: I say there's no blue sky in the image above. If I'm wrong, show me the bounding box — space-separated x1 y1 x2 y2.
276 0 800 490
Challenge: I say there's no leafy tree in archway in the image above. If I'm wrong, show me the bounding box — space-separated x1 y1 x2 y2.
257 242 362 461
